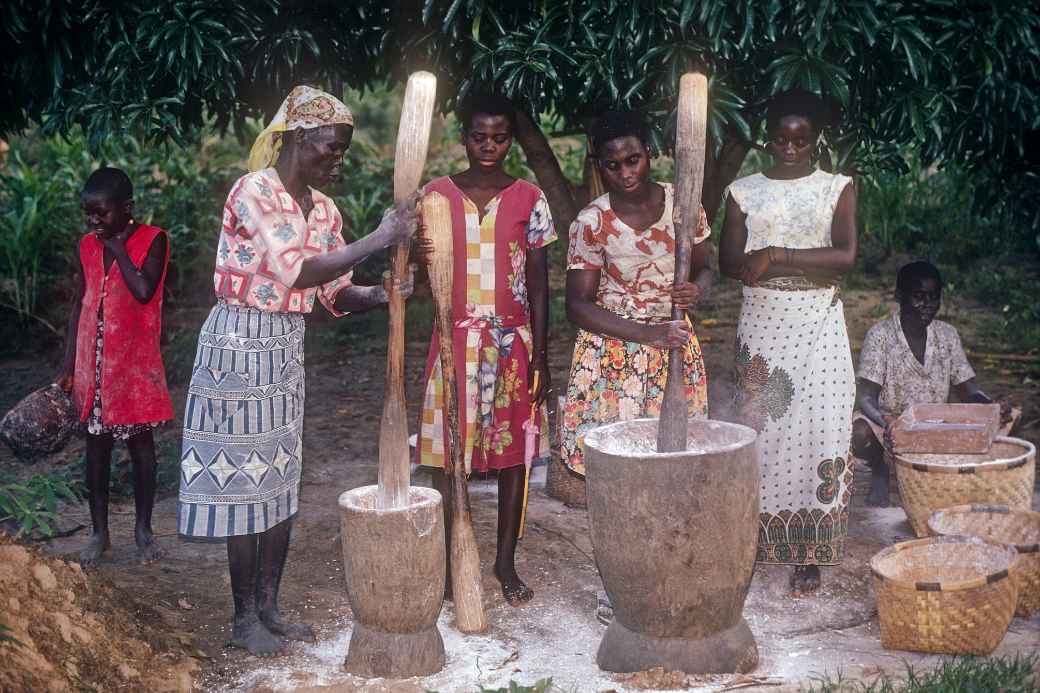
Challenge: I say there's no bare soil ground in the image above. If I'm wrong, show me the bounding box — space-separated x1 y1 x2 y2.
1 277 1038 692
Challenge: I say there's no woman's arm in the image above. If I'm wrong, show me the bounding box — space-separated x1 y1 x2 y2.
952 377 1013 422
719 195 802 283
294 197 419 289
765 182 858 277
526 246 550 405
58 251 85 389
101 231 167 304
718 195 747 280
331 265 416 314
856 378 888 428
565 269 689 348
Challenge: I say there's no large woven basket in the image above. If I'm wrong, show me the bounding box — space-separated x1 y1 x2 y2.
871 535 1019 655
928 504 1040 618
894 437 1035 537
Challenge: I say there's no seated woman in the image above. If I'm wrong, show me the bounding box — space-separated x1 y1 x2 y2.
561 110 712 477
853 260 1015 506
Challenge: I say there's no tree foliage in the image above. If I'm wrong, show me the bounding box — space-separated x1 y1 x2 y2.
2 0 1038 238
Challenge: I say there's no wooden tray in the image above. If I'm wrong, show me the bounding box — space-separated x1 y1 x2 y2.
890 403 999 454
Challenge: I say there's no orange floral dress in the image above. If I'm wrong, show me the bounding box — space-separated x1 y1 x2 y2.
561 183 710 475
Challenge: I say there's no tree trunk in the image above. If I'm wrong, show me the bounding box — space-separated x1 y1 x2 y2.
702 137 751 225
514 110 580 239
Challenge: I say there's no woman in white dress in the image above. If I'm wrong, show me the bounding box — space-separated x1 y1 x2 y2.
719 91 858 594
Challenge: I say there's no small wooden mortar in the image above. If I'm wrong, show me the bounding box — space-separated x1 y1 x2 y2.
339 71 447 677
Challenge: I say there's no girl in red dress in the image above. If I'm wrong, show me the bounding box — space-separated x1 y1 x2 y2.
416 94 555 605
59 167 173 567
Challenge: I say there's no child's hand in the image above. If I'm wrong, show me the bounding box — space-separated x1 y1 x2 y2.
98 231 126 252
55 373 73 393
529 359 550 406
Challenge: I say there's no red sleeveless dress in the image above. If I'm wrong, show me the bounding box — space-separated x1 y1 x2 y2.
73 225 173 429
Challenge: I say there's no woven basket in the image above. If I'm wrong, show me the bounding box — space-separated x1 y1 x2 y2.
894 437 1035 537
871 535 1020 655
928 504 1040 618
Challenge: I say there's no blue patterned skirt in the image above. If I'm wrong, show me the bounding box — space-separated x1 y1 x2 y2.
177 303 305 538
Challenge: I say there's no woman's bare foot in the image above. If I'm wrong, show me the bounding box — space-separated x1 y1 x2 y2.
259 609 316 642
231 614 285 656
79 532 111 567
494 565 534 606
790 565 821 595
866 471 890 507
135 526 166 564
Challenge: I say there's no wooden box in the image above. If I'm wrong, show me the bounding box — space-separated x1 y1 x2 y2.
890 403 1000 455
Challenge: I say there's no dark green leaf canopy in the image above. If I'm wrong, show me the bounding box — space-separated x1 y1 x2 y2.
2 0 1038 230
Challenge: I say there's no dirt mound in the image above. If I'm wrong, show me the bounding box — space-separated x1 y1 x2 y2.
0 535 199 692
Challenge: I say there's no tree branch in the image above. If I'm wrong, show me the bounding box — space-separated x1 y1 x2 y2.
703 136 751 225
514 110 580 239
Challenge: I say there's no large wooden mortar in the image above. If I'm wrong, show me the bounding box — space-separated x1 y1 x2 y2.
338 486 446 677
584 418 759 674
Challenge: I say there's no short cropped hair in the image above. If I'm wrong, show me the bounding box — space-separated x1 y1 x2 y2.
82 167 133 203
590 110 650 158
457 93 517 132
896 261 943 295
766 90 836 134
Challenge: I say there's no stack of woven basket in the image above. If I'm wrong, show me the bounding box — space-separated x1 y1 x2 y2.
870 403 1038 655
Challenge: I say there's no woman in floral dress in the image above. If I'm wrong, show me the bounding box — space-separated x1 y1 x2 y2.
416 94 555 606
719 90 858 594
177 86 418 655
562 111 712 475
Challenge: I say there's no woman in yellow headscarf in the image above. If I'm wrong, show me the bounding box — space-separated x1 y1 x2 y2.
177 86 418 656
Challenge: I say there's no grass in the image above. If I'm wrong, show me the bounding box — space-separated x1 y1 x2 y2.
803 655 1040 692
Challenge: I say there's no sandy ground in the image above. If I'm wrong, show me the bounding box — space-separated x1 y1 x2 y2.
2 278 1038 692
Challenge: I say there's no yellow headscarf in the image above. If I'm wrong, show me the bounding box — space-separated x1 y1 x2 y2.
248 86 355 171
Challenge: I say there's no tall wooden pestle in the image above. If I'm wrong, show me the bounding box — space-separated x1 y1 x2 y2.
377 71 437 509
657 73 709 453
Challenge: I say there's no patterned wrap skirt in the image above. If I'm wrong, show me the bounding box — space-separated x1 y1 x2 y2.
734 281 855 566
177 303 305 538
561 319 709 476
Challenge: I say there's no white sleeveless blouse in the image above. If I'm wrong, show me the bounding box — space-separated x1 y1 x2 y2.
725 169 852 253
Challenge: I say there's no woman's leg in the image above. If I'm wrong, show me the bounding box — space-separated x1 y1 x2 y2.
80 432 114 566
852 418 888 507
227 532 283 655
493 465 533 605
791 565 821 594
256 518 315 642
125 429 165 562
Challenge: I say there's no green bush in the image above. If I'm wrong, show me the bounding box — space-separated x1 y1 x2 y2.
855 152 1040 352
0 469 84 539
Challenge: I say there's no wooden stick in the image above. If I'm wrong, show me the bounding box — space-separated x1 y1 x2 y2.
377 71 437 510
518 466 530 540
423 191 488 633
518 370 539 541
657 73 708 453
